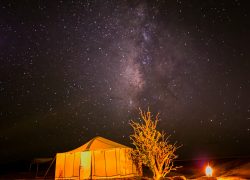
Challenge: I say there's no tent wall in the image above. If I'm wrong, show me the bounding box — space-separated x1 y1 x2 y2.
73 152 81 177
55 153 65 178
55 152 81 180
105 149 117 176
91 148 138 179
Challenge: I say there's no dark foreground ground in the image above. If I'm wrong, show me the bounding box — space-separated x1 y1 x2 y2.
0 157 249 179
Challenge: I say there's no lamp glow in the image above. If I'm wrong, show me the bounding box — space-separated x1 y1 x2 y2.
205 164 213 177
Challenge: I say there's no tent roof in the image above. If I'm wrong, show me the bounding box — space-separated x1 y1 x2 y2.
67 136 129 153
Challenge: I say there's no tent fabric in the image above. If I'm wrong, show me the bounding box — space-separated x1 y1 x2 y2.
55 136 140 180
68 136 128 153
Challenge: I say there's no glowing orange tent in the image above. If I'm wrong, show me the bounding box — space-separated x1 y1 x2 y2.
55 136 140 179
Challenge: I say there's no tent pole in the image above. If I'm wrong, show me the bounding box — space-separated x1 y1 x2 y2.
36 163 39 177
29 162 32 172
44 156 56 179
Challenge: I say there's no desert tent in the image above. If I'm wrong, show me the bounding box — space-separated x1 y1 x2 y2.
55 136 140 179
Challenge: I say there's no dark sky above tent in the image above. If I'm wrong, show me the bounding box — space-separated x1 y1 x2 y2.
0 0 249 162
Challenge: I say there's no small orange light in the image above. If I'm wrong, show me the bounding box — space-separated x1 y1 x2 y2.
205 164 213 177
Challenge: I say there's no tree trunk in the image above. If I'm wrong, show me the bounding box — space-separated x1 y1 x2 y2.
153 170 162 180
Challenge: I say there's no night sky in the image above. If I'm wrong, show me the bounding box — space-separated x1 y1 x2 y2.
0 0 249 163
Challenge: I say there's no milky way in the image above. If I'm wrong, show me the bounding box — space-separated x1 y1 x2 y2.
0 1 249 162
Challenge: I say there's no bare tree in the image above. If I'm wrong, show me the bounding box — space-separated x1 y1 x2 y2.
130 108 181 180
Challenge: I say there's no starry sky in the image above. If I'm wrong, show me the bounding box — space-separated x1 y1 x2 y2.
0 0 249 163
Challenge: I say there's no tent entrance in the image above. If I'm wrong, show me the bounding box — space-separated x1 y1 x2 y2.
80 151 92 179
